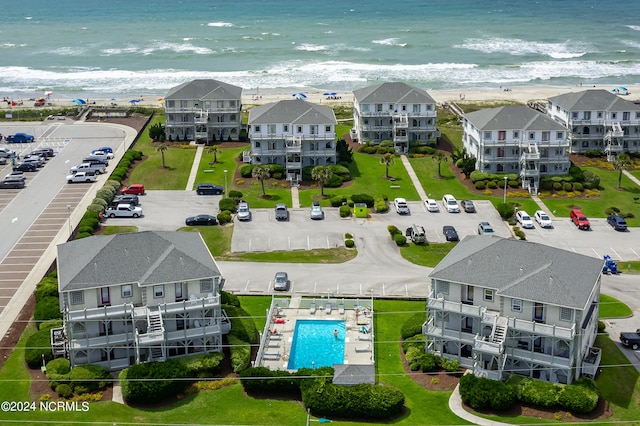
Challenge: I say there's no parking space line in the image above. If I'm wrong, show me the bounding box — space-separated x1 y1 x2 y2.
630 248 639 258
591 248 601 258
243 280 250 292
307 235 310 250
610 248 622 259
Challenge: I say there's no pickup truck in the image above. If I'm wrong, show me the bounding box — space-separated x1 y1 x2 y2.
105 204 143 218
70 162 106 175
620 330 640 350
6 133 34 143
66 171 97 183
275 204 289 221
394 198 410 215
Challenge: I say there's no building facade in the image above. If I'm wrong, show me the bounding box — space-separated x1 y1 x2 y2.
352 82 439 153
248 99 337 183
463 105 570 194
547 89 640 159
164 79 243 143
57 231 225 371
424 236 603 385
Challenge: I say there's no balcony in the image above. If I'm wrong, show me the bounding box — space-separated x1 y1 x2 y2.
509 347 572 368
194 116 208 125
69 332 131 349
286 162 302 170
424 318 476 342
166 323 221 341
474 335 503 355
286 140 302 152
507 317 574 339
427 297 484 317
136 328 164 346
67 304 136 322
195 131 208 140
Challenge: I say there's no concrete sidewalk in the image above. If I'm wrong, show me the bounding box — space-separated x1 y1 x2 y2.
185 145 205 190
399 155 428 200
449 384 511 425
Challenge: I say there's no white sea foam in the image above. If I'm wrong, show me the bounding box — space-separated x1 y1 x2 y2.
626 25 640 32
207 22 233 28
621 40 640 50
295 44 328 52
372 38 407 47
456 37 589 59
49 47 86 56
100 42 214 56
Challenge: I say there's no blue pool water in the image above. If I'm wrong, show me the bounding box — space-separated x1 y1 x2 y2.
288 320 345 370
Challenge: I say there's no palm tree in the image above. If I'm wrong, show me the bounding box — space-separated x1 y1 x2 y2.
311 165 333 196
380 153 395 178
156 144 168 168
613 153 632 188
252 165 271 196
433 151 447 178
207 145 220 164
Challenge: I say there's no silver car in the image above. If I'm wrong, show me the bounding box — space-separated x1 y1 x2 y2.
237 202 252 221
310 201 324 220
274 272 290 291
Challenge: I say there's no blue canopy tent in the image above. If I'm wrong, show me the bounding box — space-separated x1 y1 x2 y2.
71 99 86 105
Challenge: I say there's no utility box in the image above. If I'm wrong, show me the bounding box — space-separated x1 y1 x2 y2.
354 203 367 218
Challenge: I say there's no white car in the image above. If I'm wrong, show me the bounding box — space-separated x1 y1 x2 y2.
237 202 252 221
105 204 143 218
66 171 97 183
424 198 439 212
393 198 410 215
90 150 115 160
534 210 553 228
516 210 535 229
442 194 460 213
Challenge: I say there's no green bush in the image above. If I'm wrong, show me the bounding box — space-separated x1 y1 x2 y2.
25 328 54 368
179 352 224 377
69 364 110 393
217 210 232 224
228 190 243 200
227 334 251 372
393 234 407 246
339 205 351 217
345 239 355 248
351 193 374 207
224 305 258 344
508 180 519 188
330 195 347 207
514 229 526 240
218 197 237 213
329 164 352 181
516 378 560 408
221 291 240 307
324 174 343 188
56 383 73 399
583 170 600 189
557 383 598 414
400 312 426 339
401 334 426 353
440 358 461 374
497 203 515 220
46 358 70 375
87 203 105 214
239 164 254 178
119 359 190 404
552 182 562 191
459 374 515 411
387 225 401 236
34 296 63 326
475 181 486 190
572 182 584 192
35 278 58 302
240 366 302 394
76 232 93 239
470 171 489 183
562 182 573 191
374 199 388 213
540 179 553 190
598 320 606 333
487 181 498 189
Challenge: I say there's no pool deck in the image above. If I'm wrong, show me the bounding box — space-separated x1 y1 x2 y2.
258 297 374 371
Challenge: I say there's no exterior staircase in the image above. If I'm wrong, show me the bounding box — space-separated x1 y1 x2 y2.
150 346 164 360
148 310 163 334
491 316 508 345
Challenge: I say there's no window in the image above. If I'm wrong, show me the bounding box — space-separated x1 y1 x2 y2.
268 124 276 134
326 141 332 149
154 285 164 298
254 125 260 132
556 131 563 139
611 112 617 119
529 132 535 140
572 112 578 119
623 112 630 121
512 299 522 312
216 100 224 109
542 131 550 141
254 141 261 148
121 284 132 298
483 131 492 139
484 147 491 154
99 288 110 306
533 302 545 322
584 111 591 120
464 285 474 303
483 289 494 302
72 323 86 333
297 126 302 133
513 131 519 139
325 125 331 132
283 125 289 132
388 104 393 110
597 111 603 118
413 104 421 113
230 100 236 108
200 279 213 293
376 104 382 112
401 104 407 111
582 141 589 148
310 125 317 134
498 131 506 141
175 282 186 301
560 307 573 321
167 100 175 108
362 104 370 112
436 281 449 295
71 291 84 305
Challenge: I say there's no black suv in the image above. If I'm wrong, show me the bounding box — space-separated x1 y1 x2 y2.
196 183 223 195
31 148 54 158
112 194 139 206
13 162 37 172
607 215 628 231
82 157 109 166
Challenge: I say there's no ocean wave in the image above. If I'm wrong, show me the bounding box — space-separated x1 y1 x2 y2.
372 38 407 47
49 47 86 56
626 25 640 32
207 22 233 28
100 42 214 56
295 43 328 52
2 58 640 97
621 39 640 50
455 37 590 59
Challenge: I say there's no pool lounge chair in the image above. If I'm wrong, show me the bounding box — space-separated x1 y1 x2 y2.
355 344 370 353
267 341 280 348
263 351 281 360
338 303 345 315
310 302 316 314
325 302 332 314
270 333 282 340
358 334 371 341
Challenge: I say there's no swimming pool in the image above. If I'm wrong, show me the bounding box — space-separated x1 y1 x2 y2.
287 319 345 370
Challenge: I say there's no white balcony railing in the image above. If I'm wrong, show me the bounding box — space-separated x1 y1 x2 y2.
509 347 572 368
166 323 221 341
507 317 574 339
69 332 131 349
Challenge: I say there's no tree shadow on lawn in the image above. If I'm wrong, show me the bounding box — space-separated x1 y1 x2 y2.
347 160 361 178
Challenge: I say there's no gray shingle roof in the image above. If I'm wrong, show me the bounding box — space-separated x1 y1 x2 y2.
548 89 640 112
248 100 337 125
429 236 602 309
465 105 566 131
332 364 375 385
165 79 242 101
353 82 435 104
57 231 221 292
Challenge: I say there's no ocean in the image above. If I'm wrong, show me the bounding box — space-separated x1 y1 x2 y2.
2 0 640 99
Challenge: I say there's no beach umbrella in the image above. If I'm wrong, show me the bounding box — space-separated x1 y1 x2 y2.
129 99 140 103
620 86 628 91
71 99 86 105
44 91 53 97
292 93 297 97
330 92 337 96
323 92 330 96
299 93 307 99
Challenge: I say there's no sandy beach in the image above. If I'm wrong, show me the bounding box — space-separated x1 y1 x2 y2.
4 84 640 112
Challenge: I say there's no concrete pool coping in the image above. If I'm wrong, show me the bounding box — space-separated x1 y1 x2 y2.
256 296 375 374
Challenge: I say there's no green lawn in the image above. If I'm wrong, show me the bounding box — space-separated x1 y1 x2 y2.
192 145 247 191
399 242 456 267
599 294 633 318
540 167 640 225
99 226 138 235
128 113 198 190
299 152 420 206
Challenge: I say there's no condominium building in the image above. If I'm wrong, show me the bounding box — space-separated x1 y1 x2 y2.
248 99 337 183
463 105 570 194
424 236 603 385
547 89 640 159
164 79 243 143
352 82 439 153
57 231 226 370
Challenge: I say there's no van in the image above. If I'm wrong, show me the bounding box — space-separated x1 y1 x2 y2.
405 224 427 244
570 209 590 230
442 194 460 213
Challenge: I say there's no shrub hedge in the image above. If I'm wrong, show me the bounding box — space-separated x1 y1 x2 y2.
351 193 374 207
339 205 351 217
400 312 425 339
217 210 232 224
393 234 407 246
25 325 57 369
218 197 237 213
227 334 251 372
120 359 190 404
345 239 355 248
